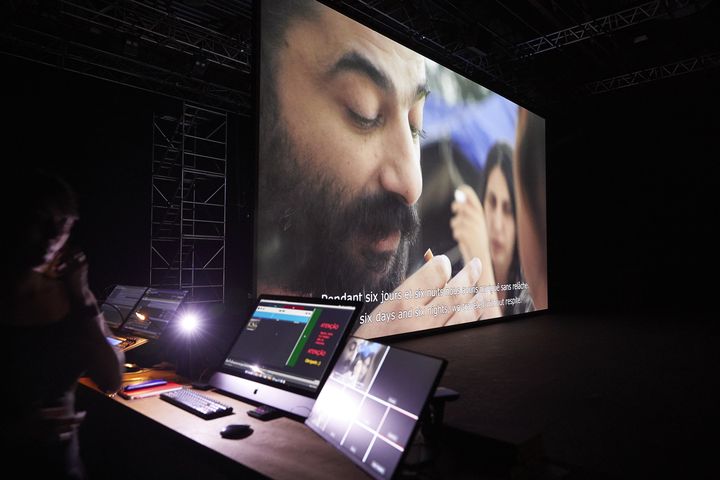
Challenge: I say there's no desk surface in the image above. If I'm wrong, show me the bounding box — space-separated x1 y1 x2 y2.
80 371 369 480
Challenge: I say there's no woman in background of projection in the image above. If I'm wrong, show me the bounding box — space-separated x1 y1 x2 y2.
451 141 533 315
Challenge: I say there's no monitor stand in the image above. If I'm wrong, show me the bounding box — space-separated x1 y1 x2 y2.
402 386 461 470
427 386 460 432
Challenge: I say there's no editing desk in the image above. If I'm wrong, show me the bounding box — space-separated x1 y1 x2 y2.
77 371 369 480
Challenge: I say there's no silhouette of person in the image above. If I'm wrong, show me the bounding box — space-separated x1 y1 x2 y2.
2 168 124 479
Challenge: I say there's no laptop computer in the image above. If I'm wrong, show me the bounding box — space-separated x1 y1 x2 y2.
102 286 188 352
101 285 148 351
305 337 447 479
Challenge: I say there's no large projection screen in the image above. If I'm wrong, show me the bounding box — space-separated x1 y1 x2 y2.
257 0 547 339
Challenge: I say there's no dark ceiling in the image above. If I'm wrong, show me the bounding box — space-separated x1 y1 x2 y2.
2 0 718 116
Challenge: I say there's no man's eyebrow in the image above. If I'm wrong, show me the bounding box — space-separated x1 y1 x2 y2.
327 50 429 105
328 51 392 92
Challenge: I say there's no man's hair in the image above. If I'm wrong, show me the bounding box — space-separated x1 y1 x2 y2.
260 0 320 72
260 0 321 115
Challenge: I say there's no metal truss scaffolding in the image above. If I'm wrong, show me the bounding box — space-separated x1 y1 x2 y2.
586 51 720 94
0 0 252 115
151 102 227 305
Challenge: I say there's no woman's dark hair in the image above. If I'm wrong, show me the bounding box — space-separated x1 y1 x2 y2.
480 141 515 213
480 141 522 290
515 108 546 249
6 168 78 273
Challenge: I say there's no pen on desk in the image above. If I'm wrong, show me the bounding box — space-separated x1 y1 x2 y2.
123 379 168 392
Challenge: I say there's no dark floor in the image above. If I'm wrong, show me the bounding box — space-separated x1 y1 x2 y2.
391 310 719 479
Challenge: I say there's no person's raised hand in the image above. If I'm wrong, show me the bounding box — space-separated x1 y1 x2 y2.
354 254 486 338
61 250 97 307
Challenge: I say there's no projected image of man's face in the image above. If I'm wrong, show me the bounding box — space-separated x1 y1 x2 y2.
258 1 427 297
258 1 547 340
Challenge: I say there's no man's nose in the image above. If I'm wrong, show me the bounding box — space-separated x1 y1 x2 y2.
378 118 423 206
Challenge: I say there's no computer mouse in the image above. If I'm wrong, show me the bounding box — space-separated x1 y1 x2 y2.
220 424 253 439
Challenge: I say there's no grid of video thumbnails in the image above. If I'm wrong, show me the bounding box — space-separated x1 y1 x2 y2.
306 338 445 480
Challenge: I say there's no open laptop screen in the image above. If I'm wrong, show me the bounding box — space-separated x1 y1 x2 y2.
100 284 148 329
306 338 447 480
123 287 189 339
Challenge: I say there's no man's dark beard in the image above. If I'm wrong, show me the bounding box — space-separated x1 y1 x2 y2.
258 118 420 298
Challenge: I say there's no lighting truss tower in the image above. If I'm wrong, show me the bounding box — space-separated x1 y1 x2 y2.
150 102 227 305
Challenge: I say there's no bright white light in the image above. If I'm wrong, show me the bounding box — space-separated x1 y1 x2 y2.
309 382 361 428
179 313 200 334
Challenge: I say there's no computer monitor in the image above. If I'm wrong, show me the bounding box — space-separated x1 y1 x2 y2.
209 294 362 418
305 337 447 480
100 284 148 329
123 287 189 339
